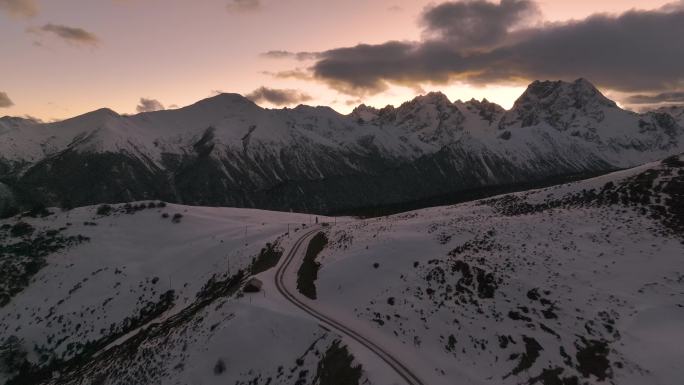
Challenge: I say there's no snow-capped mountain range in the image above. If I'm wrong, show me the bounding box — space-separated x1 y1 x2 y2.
1 78 683 216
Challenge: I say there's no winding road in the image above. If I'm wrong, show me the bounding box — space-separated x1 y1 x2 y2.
274 227 426 385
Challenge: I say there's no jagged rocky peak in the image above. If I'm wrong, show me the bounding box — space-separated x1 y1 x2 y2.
392 91 464 125
291 103 339 116
519 78 617 111
657 105 684 124
350 104 381 122
500 78 619 130
397 91 455 114
371 91 465 142
351 92 463 126
412 91 453 105
462 98 506 124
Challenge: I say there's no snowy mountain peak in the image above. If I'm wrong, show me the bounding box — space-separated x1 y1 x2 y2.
177 92 261 115
0 118 33 137
350 104 380 122
404 91 453 108
0 116 40 132
89 107 120 117
351 92 462 128
460 98 506 124
500 78 619 130
518 78 616 110
52 108 121 129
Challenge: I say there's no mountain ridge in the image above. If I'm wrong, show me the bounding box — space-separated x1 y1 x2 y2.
3 79 681 128
1 78 683 216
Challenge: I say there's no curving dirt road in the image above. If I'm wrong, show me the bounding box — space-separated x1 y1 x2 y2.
274 227 426 385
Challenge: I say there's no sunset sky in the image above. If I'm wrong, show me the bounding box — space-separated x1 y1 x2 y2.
1 0 683 121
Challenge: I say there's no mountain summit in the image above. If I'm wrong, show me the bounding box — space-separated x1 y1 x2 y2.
500 78 619 130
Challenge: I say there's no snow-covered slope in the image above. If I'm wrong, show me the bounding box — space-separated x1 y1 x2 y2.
1 79 683 215
1 154 682 385
0 204 369 385
309 154 684 385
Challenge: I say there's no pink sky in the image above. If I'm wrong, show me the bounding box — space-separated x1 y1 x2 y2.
0 0 678 121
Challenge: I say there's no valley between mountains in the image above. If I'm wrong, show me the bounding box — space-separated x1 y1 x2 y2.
1 151 682 385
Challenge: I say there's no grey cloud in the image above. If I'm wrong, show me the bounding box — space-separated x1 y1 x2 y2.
0 0 38 18
0 92 13 108
261 50 321 61
345 98 363 106
136 98 165 113
301 3 684 96
625 91 684 104
388 5 403 12
227 0 260 12
421 0 540 50
245 87 312 106
312 40 458 95
261 69 313 81
32 24 100 46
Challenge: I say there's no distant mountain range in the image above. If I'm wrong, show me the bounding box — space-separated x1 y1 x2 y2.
1 78 683 216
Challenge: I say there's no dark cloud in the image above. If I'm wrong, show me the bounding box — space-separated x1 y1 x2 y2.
0 91 13 108
421 0 540 50
136 98 165 113
227 0 260 12
245 87 312 106
345 98 363 106
0 0 38 18
311 40 454 95
625 91 684 104
31 24 100 46
261 50 321 61
277 1 684 97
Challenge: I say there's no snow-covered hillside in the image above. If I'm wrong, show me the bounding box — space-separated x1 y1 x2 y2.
1 154 682 385
309 154 684 385
1 79 683 215
0 205 364 385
